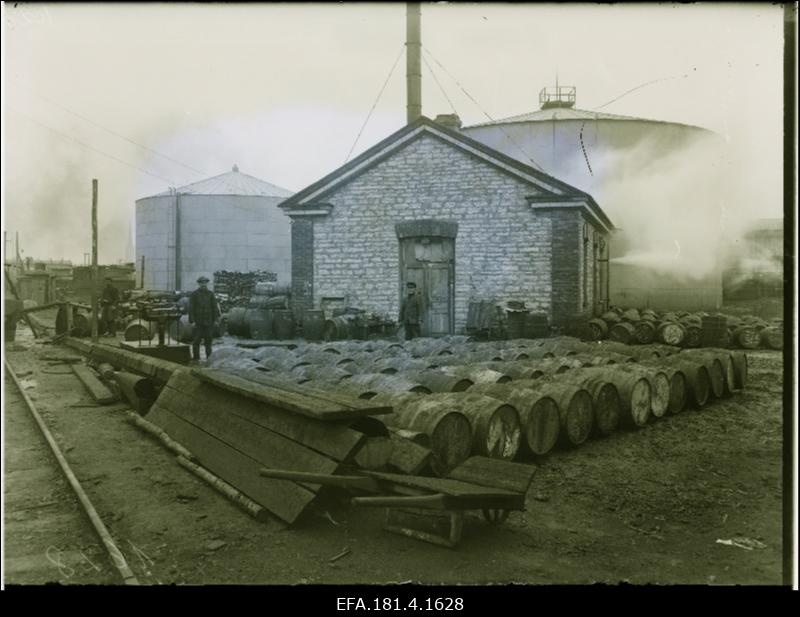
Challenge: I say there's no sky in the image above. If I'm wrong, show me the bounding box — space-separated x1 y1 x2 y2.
2 2 787 265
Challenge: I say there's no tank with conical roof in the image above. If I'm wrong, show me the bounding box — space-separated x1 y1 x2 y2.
135 166 293 292
461 85 728 311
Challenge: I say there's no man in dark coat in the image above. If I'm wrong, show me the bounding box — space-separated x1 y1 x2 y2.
399 281 423 340
188 276 220 361
101 277 120 336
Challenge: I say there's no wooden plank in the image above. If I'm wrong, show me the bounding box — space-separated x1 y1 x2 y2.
146 405 316 524
71 364 117 404
191 368 391 421
447 456 536 496
155 385 340 482
242 369 380 411
258 469 381 491
362 470 521 500
161 372 364 461
387 432 431 475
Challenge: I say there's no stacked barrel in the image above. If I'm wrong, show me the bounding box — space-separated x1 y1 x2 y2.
582 307 782 351
206 333 751 478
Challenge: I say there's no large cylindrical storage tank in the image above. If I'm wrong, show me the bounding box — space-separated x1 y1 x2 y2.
135 166 293 293
461 88 725 312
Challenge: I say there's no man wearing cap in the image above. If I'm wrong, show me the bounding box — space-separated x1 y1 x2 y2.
189 276 220 362
399 281 423 340
101 277 120 337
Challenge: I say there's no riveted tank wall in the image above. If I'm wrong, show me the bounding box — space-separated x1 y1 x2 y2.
135 193 292 292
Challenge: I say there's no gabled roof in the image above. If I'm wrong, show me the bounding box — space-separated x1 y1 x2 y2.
279 116 614 231
145 167 293 198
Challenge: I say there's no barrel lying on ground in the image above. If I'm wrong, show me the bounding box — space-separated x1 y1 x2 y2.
656 356 711 408
548 370 621 436
430 393 521 461
397 370 473 393
622 365 671 419
682 349 737 396
517 380 594 446
370 392 472 477
440 365 512 385
640 361 687 414
466 382 561 456
572 366 651 428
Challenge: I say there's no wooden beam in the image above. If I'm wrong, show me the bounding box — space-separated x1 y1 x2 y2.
192 368 391 421
71 364 117 404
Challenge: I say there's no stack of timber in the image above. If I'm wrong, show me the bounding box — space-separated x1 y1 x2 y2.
144 368 391 524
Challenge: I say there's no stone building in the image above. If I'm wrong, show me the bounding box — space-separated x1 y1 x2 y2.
279 116 614 335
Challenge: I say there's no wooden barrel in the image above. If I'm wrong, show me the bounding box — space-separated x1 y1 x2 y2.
370 357 425 375
417 393 520 460
344 373 432 397
467 383 560 456
601 311 621 324
397 370 474 393
495 349 530 362
731 326 760 349
293 350 342 368
506 311 528 340
272 310 296 340
585 318 609 341
124 320 154 342
323 316 351 341
568 353 617 367
533 358 577 375
524 313 550 339
247 309 273 340
550 372 620 437
641 363 688 414
658 322 686 346
371 392 473 477
677 354 724 399
760 327 783 350
633 320 656 344
578 366 651 428
225 307 249 336
301 310 325 341
683 350 736 396
291 364 352 384
440 365 512 384
731 351 748 389
656 357 711 408
482 361 545 380
520 381 594 446
623 366 670 418
72 313 91 337
622 308 641 322
517 347 556 360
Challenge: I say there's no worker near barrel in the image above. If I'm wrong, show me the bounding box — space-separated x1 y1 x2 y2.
100 277 120 337
399 281 423 340
188 276 220 362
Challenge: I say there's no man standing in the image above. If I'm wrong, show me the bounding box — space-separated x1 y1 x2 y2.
188 276 220 362
101 277 120 337
399 281 423 341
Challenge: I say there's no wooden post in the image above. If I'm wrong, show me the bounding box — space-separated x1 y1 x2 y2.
91 179 99 343
140 255 145 289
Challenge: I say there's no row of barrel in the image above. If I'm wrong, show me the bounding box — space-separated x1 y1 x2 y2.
222 307 378 342
584 307 783 350
208 336 747 478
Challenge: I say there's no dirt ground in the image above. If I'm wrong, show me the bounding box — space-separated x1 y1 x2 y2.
2 325 789 587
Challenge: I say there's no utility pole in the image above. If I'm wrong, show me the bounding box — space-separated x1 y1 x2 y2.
406 2 422 124
91 179 99 343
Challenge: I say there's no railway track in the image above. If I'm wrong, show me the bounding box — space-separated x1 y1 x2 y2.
4 360 139 585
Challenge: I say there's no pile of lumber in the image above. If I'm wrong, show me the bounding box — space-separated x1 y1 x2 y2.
213 270 277 312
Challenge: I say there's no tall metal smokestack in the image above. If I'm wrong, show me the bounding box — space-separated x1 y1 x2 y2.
406 2 422 124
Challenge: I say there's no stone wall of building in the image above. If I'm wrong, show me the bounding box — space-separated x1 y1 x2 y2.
308 133 557 331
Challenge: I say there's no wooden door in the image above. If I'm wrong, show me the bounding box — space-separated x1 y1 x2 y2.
400 237 454 337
